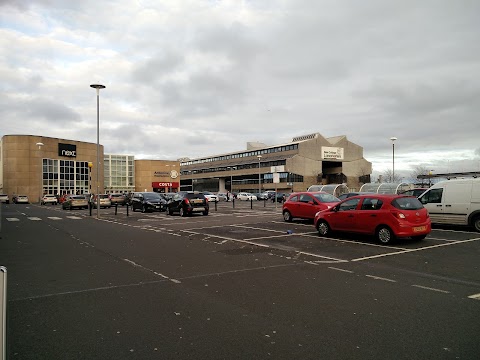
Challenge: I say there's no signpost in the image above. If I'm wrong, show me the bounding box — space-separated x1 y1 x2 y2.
1 266 6 360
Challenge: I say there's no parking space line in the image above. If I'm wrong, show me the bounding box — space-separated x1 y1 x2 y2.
298 233 406 250
123 258 181 284
412 285 450 294
27 217 42 221
181 230 270 248
6 218 20 221
467 293 480 300
365 275 397 283
351 237 480 262
328 267 354 273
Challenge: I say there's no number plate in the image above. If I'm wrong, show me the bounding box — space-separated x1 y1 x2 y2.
413 226 426 232
192 199 203 204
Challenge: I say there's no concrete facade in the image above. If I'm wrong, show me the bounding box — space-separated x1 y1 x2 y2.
179 133 372 193
134 160 180 193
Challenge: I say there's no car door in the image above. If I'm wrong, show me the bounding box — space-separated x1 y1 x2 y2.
298 194 318 219
354 197 384 234
418 188 444 224
326 198 361 231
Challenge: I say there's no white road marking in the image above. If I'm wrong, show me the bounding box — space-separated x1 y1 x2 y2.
6 218 19 221
351 237 480 262
328 267 354 273
365 275 397 283
66 216 82 220
299 232 406 250
412 285 450 294
181 230 270 247
47 217 62 220
123 258 181 284
28 217 42 221
467 293 480 300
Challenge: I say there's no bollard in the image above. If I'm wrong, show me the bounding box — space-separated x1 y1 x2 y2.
264 198 266 207
126 203 129 216
250 197 253 209
89 202 92 216
115 203 118 215
215 201 217 211
232 198 235 209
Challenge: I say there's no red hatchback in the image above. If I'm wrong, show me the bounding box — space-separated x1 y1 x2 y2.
314 194 431 244
282 191 340 222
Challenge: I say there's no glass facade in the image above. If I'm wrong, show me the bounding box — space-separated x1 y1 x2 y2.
104 155 135 193
42 159 90 195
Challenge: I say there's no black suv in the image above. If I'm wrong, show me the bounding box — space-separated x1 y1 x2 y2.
166 191 209 216
131 192 167 213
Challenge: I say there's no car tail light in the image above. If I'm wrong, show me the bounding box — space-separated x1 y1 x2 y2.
184 198 190 205
205 198 209 202
391 210 406 219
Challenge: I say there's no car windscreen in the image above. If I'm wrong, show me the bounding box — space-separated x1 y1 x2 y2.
391 197 423 210
144 193 161 200
313 193 339 203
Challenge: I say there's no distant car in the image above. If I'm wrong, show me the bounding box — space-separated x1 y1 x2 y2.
93 194 112 208
399 188 428 197
314 194 431 244
110 193 127 206
166 191 209 216
272 193 287 203
62 195 89 210
255 192 269 200
130 192 167 213
203 191 219 203
337 192 375 201
41 194 58 205
0 194 9 204
237 192 257 201
217 192 228 201
282 191 340 222
13 195 29 204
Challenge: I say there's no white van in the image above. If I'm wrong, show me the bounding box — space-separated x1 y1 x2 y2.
418 178 480 231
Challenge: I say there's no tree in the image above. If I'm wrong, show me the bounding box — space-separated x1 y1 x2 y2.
410 165 430 185
382 169 403 183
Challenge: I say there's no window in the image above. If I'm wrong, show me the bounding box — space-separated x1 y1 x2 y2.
338 198 360 211
299 194 314 203
419 188 443 204
361 198 383 210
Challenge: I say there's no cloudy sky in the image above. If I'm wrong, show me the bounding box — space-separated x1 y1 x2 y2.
1 0 479 179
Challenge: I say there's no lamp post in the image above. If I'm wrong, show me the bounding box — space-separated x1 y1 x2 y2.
36 142 44 203
390 137 397 182
90 84 105 219
257 155 262 194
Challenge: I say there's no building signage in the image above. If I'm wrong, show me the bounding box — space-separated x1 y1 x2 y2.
152 182 179 188
154 171 169 177
321 146 344 160
58 143 77 157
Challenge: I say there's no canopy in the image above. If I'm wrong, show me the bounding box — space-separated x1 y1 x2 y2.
359 182 410 194
307 183 349 197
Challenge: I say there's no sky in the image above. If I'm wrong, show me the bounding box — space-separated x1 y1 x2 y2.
1 0 480 181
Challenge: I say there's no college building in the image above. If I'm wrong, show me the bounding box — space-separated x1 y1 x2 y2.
179 133 372 194
1 132 371 202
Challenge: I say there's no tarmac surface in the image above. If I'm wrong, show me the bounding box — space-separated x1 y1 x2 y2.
1 201 480 359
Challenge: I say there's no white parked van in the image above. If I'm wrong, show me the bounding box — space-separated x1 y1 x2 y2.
418 178 480 231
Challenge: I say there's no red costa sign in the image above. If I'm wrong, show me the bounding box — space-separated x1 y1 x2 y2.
152 182 179 188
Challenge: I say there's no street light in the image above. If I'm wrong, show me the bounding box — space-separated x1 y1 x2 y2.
90 84 106 219
257 155 262 194
36 142 44 203
390 137 397 182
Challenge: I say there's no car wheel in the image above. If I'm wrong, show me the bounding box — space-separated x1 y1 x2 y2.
376 226 394 244
412 235 426 241
472 215 480 232
283 210 292 222
203 210 209 216
316 220 330 236
141 205 146 213
179 208 185 217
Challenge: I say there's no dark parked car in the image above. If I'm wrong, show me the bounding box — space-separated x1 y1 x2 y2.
314 194 431 244
131 192 167 213
282 191 340 222
166 191 209 216
272 192 287 203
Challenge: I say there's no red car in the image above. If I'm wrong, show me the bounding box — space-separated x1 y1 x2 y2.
282 191 340 222
314 194 431 244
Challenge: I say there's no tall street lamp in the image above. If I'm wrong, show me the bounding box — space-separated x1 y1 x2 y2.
257 155 262 194
36 142 44 203
90 84 105 218
390 137 397 182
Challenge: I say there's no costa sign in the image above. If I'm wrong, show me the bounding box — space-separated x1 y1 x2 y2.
152 182 179 188
58 143 77 157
